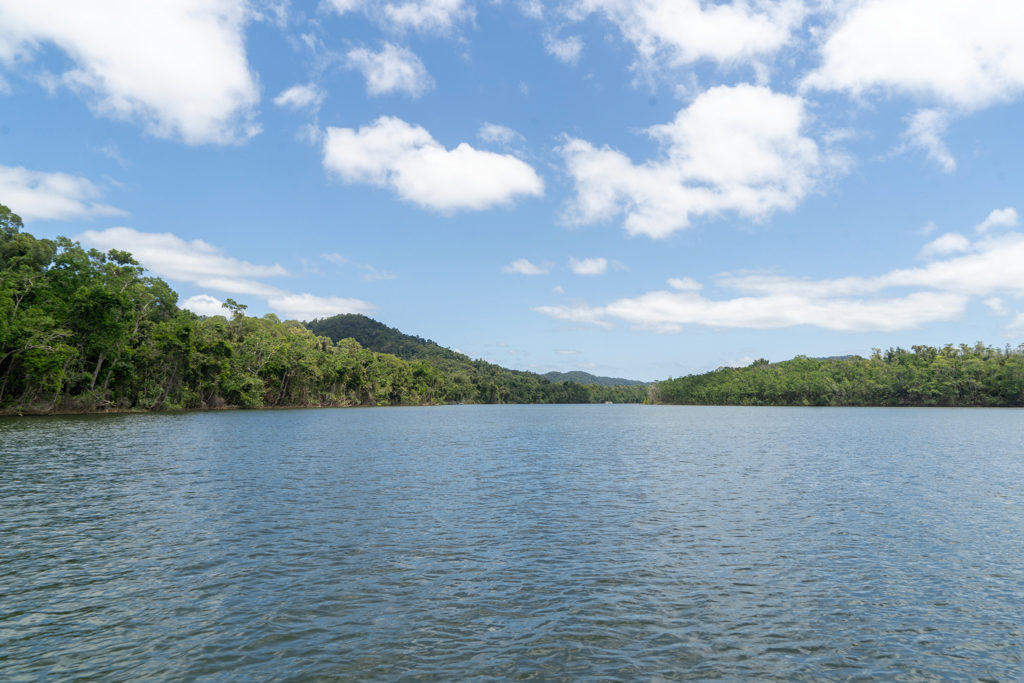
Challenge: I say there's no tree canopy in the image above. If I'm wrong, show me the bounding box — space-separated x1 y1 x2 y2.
1 211 646 413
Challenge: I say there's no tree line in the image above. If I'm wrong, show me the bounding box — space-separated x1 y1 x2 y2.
1 203 646 413
650 345 1024 407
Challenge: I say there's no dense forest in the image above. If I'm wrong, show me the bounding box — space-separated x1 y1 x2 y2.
306 314 648 404
0 203 645 414
541 371 647 387
650 346 1024 407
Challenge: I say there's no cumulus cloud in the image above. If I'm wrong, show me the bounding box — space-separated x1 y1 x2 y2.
0 0 260 144
803 0 1024 111
536 212 1024 333
479 123 524 145
0 164 126 221
920 232 969 259
273 83 324 111
346 43 433 97
545 34 583 64
566 0 804 73
902 108 956 172
322 116 544 212
667 276 702 291
569 257 608 275
561 84 838 238
975 207 1018 233
78 227 288 297
325 0 471 33
266 293 376 319
537 286 965 334
77 227 376 321
181 294 225 317
503 258 550 275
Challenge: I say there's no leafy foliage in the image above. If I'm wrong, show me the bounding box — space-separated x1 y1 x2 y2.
1 212 646 412
652 345 1024 407
306 314 648 404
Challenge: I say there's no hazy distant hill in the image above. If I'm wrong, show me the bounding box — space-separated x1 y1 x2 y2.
542 371 646 387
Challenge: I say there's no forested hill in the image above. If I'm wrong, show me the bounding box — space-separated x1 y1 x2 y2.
0 207 647 413
305 314 649 404
542 371 646 387
306 314 463 362
651 345 1024 407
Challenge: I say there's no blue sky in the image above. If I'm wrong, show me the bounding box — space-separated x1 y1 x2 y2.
2 0 1024 381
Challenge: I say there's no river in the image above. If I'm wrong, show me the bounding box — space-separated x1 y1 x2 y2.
2 405 1022 680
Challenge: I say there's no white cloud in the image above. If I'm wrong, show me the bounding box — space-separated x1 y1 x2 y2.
384 0 470 32
321 252 349 264
478 123 523 145
567 0 804 72
266 293 376 320
920 232 969 259
0 0 259 144
323 116 544 212
325 0 363 13
78 227 288 297
545 34 583 64
77 227 376 321
181 294 226 317
273 83 324 111
903 108 956 172
533 303 611 327
520 0 543 19
0 164 126 221
1003 314 1024 336
667 276 702 291
985 297 1008 316
538 287 966 333
503 258 549 275
360 264 396 281
803 0 1024 111
1003 313 1024 336
536 219 1024 333
346 43 433 97
569 257 608 275
325 0 471 33
561 84 838 238
975 207 1018 233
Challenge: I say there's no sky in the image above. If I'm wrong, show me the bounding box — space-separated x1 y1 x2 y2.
2 0 1024 382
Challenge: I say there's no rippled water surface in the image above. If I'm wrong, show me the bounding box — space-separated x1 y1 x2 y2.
2 405 1024 681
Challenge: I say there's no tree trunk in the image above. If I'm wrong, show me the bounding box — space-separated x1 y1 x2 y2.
90 352 104 391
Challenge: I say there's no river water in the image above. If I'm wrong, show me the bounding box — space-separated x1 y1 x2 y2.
2 405 1023 680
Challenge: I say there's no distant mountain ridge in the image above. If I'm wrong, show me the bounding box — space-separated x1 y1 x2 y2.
542 371 646 387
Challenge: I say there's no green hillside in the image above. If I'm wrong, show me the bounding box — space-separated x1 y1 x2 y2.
306 314 462 362
305 314 649 404
651 345 1024 407
542 370 646 387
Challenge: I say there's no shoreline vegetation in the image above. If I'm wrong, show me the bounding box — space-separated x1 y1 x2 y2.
1 204 645 416
4 202 1024 416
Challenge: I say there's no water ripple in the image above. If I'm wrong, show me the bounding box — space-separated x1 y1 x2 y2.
2 406 1023 681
